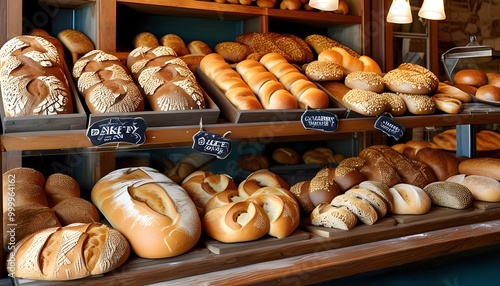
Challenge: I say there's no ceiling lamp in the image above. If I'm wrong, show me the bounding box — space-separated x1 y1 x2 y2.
386 0 412 24
418 0 446 20
309 0 339 11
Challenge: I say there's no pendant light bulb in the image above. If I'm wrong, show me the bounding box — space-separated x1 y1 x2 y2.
418 0 446 20
309 0 339 11
386 0 413 24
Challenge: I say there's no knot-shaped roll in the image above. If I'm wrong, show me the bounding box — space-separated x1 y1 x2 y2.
203 184 300 243
91 167 201 258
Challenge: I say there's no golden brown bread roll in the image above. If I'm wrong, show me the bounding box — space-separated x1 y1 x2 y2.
44 172 81 207
403 147 460 181
432 94 463 114
447 174 500 202
436 82 472 103
91 167 202 258
318 47 364 75
397 93 436 115
458 157 500 181
7 222 130 280
304 60 344 81
453 69 488 87
215 41 252 63
476 84 500 101
344 71 385 93
341 89 386 116
389 183 431 215
187 40 212 55
238 154 270 171
73 49 144 113
203 186 300 242
384 63 439 95
133 31 160 48
0 35 74 117
273 147 302 164
280 0 302 10
238 169 289 197
127 46 205 111
200 53 263 110
57 29 95 65
256 0 278 7
160 33 189 56
305 34 360 58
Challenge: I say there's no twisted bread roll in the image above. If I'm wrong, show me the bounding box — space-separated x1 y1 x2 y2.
0 35 74 117
91 167 201 258
181 170 237 215
238 169 289 197
236 59 298 109
7 222 130 280
260 53 329 108
203 186 300 242
200 53 263 110
73 50 144 113
127 46 205 110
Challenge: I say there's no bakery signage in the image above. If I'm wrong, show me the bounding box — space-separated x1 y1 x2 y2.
301 110 338 132
86 117 147 146
192 130 232 159
374 115 405 140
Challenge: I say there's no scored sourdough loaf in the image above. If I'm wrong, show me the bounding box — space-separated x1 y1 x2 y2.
91 166 202 258
0 35 74 117
73 49 144 113
127 46 205 111
7 222 130 280
389 183 432 215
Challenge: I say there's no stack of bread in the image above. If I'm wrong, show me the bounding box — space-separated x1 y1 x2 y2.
3 168 100 250
127 45 206 111
193 0 349 13
0 35 74 117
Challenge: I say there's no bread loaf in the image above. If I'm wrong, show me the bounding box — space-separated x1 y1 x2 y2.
458 157 500 181
310 203 358 230
57 29 94 65
423 181 473 209
453 69 488 86
215 41 252 63
345 187 388 218
331 194 378 225
476 84 500 101
404 147 460 181
305 34 360 58
91 167 201 258
73 49 144 113
389 183 431 215
203 186 300 242
133 32 160 48
384 63 439 95
304 60 344 81
344 71 385 92
0 35 74 117
52 197 100 225
238 154 270 171
200 53 263 110
447 174 500 202
7 222 130 280
44 172 81 206
187 40 212 55
127 46 205 110
273 147 301 164
160 33 189 56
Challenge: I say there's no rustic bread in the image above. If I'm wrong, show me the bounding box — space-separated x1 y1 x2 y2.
423 181 473 209
91 167 202 258
447 174 500 202
389 183 432 215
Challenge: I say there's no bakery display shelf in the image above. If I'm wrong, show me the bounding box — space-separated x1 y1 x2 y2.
267 8 362 26
2 112 500 152
37 0 95 9
8 206 500 285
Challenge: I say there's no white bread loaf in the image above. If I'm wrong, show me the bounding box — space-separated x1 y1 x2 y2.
91 167 201 258
203 185 300 242
127 46 205 111
7 222 130 280
73 49 144 113
389 183 431 215
458 157 500 181
446 174 500 202
0 35 73 117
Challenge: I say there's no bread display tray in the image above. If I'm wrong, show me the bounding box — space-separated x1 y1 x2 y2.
195 67 347 123
0 65 87 134
86 87 220 127
315 81 366 118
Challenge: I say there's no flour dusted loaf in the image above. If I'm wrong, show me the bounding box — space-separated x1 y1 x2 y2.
0 35 73 117
127 46 205 111
91 167 201 258
7 222 130 280
73 50 144 113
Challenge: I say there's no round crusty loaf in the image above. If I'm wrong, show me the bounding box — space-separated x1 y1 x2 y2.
7 222 130 280
453 69 488 87
423 181 473 209
345 187 388 218
181 170 237 215
52 197 100 226
446 174 500 202
389 183 431 215
203 186 300 242
384 64 438 95
91 166 201 258
458 157 500 181
331 194 378 225
310 203 358 230
476 84 500 102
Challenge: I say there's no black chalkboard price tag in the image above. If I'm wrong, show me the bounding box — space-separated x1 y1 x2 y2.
374 114 405 140
192 130 232 159
86 117 147 146
301 109 339 132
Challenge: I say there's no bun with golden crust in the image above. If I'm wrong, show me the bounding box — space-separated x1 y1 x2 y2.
389 183 432 214
91 167 201 258
447 174 500 202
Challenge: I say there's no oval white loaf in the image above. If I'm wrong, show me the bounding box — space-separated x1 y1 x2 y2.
389 183 431 215
7 222 130 281
91 167 201 258
446 174 500 202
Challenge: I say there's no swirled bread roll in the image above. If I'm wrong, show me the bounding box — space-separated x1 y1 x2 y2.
91 167 201 258
7 222 130 280
73 50 144 113
0 35 73 117
127 46 205 111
